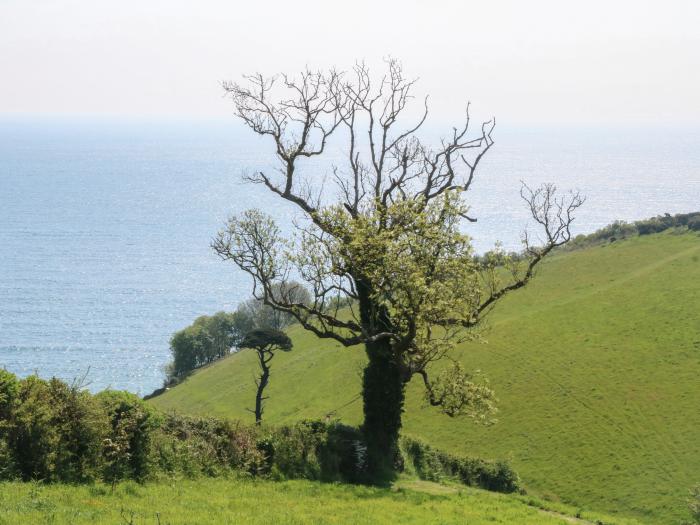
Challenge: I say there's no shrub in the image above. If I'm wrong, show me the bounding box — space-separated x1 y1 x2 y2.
0 370 19 416
154 414 265 477
688 216 700 232
0 374 521 492
401 437 520 493
6 376 107 482
267 424 323 480
563 211 699 251
0 438 15 480
268 421 368 483
4 376 55 481
0 370 19 480
96 390 159 482
318 423 367 482
47 378 108 482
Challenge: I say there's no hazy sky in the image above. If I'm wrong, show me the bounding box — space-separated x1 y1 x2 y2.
1 0 699 125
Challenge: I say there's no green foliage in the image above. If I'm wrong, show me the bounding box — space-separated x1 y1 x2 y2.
153 414 265 477
425 363 497 421
688 215 700 232
0 370 19 480
566 211 699 250
2 372 515 495
168 324 209 378
167 311 250 382
96 390 159 482
265 423 324 480
153 231 700 524
401 437 520 493
299 193 505 466
4 375 107 482
0 369 19 416
46 378 108 483
239 328 292 352
262 420 366 483
164 290 310 388
306 193 484 371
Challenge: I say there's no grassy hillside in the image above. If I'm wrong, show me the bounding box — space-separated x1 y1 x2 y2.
152 231 700 524
0 478 641 525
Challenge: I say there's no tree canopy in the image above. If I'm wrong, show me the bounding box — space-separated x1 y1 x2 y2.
213 59 583 475
239 329 293 352
167 311 253 381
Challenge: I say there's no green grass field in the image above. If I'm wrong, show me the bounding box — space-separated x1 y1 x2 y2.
0 477 642 525
152 231 700 524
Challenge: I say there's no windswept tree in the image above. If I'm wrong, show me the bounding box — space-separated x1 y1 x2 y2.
239 329 293 424
213 60 583 475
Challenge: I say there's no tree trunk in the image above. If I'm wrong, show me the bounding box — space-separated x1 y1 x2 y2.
362 337 405 479
254 350 270 425
356 279 405 480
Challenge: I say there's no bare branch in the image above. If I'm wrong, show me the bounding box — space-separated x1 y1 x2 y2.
456 182 585 327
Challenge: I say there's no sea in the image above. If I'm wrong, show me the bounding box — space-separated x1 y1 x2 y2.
1 117 698 394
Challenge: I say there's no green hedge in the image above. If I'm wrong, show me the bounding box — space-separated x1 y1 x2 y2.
565 211 700 251
401 436 521 493
0 371 518 492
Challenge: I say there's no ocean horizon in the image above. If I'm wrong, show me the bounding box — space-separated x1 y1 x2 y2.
1 117 698 394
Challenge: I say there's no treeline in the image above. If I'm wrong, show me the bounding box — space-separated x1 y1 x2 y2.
163 283 310 385
470 211 700 267
0 370 519 492
165 312 250 381
565 211 700 251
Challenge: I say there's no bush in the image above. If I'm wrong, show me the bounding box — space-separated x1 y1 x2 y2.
154 414 265 477
47 378 108 482
5 375 107 482
0 374 520 492
258 421 365 482
401 437 520 493
0 370 19 480
688 216 700 232
563 211 699 251
96 390 160 482
266 423 323 480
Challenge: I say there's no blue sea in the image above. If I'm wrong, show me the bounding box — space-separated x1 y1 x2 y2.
1 118 698 394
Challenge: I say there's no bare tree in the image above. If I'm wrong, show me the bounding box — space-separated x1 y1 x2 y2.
238 281 312 331
213 59 584 476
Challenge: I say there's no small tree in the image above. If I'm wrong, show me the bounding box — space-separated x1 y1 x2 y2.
239 329 293 424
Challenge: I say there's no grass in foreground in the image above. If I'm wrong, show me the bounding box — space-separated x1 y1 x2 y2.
152 231 700 524
0 478 640 525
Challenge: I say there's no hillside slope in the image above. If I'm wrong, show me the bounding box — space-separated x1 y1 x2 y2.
152 231 700 524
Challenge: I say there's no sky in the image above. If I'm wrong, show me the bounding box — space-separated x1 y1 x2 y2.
1 0 699 125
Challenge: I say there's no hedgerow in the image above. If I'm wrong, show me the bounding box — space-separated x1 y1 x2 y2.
564 211 700 251
0 371 519 492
